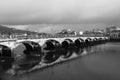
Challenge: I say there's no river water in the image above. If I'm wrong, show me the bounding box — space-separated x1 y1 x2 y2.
1 42 120 80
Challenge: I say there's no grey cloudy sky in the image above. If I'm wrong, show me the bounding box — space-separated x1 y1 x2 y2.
0 0 120 25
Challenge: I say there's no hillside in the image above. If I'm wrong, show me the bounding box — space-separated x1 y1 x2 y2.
0 25 39 35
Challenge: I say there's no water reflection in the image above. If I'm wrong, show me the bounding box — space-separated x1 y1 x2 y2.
85 47 92 53
13 57 41 70
1 43 120 80
74 48 84 55
0 46 93 77
61 49 74 59
0 58 13 71
42 50 61 63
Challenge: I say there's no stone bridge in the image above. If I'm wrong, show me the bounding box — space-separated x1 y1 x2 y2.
0 36 110 73
0 36 109 59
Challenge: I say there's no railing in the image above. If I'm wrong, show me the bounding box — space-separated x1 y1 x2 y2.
0 39 17 43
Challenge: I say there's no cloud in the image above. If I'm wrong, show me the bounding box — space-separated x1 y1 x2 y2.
0 0 120 24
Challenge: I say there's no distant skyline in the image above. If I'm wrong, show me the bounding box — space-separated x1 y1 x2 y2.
0 0 120 33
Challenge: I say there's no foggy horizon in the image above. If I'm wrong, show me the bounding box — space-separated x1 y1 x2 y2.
3 23 115 34
0 0 120 24
0 0 120 33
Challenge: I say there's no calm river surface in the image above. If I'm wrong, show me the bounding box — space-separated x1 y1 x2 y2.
1 42 120 80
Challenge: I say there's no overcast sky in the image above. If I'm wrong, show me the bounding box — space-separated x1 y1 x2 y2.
1 0 120 32
0 0 120 24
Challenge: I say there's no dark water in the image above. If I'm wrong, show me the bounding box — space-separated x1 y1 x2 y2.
1 42 120 80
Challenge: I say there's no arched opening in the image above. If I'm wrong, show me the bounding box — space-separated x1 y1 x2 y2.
75 38 85 48
43 39 60 50
0 44 12 58
104 37 109 43
102 37 108 43
62 39 73 48
0 45 13 70
98 38 103 44
85 38 92 47
92 38 98 45
13 41 42 70
14 41 42 58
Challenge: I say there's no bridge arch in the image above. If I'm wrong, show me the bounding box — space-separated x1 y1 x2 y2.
14 41 42 58
103 37 109 43
93 38 98 41
85 38 93 46
42 39 60 50
41 39 61 63
75 38 85 48
61 39 73 48
97 38 103 44
0 44 12 58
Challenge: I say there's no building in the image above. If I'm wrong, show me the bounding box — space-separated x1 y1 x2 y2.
106 26 120 33
107 26 120 41
110 30 120 40
57 29 78 36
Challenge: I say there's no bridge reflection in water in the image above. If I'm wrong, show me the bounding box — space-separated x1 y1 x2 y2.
0 44 104 80
1 42 120 80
